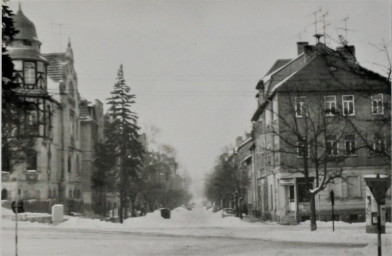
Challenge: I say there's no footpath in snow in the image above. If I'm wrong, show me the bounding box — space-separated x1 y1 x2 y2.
2 204 392 255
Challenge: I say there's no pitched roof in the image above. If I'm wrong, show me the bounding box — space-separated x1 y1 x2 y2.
265 59 292 75
251 43 390 122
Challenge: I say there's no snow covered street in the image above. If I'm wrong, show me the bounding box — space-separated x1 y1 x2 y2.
1 204 391 256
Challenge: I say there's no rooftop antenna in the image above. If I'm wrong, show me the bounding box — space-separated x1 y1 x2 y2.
321 11 330 45
342 16 349 40
336 16 355 45
50 22 66 52
308 8 323 43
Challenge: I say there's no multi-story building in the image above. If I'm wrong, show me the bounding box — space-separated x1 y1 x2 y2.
234 135 253 214
250 41 391 224
1 5 103 214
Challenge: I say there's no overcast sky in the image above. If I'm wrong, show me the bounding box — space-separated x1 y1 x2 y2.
9 0 391 196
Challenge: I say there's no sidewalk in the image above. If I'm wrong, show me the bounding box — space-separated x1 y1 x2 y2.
242 214 262 223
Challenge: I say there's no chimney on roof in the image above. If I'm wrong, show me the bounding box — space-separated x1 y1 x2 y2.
336 45 356 63
297 42 309 55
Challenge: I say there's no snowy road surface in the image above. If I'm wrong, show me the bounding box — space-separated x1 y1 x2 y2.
1 204 391 255
1 225 364 256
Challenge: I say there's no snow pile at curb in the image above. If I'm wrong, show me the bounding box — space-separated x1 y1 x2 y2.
2 205 391 252
122 206 254 228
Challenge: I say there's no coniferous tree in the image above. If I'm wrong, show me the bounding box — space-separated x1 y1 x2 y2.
92 128 116 215
2 4 33 172
106 65 144 223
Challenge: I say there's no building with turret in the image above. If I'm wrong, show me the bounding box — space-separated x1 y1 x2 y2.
1 4 104 214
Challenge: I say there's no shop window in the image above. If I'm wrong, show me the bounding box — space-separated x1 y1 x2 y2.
350 214 358 222
298 181 313 203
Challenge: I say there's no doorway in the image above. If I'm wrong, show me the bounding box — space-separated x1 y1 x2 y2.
289 185 296 211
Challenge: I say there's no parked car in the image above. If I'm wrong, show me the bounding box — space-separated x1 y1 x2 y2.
221 208 236 218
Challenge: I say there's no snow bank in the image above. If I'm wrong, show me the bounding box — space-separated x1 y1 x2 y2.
2 204 391 253
122 206 254 228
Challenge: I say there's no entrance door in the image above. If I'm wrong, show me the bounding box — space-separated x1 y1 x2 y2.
289 185 296 211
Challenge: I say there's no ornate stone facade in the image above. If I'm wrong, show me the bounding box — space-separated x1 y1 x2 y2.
1 5 103 214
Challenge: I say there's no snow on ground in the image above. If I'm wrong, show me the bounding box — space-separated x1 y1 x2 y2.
2 204 392 255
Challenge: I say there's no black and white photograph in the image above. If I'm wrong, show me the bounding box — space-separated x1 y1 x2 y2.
1 0 391 255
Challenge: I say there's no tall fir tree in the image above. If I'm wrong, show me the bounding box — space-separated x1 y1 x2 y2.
2 4 34 172
106 65 144 223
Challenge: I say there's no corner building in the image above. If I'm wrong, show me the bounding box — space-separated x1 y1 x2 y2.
250 41 391 223
1 5 103 214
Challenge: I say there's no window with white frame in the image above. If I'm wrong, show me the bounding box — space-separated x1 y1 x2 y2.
326 135 338 156
24 62 36 85
344 134 356 156
342 95 355 116
324 95 337 116
371 94 384 115
346 176 360 198
295 96 307 118
373 133 386 154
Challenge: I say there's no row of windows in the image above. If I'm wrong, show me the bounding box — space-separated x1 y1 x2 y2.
295 94 385 118
329 176 361 198
296 133 388 158
293 176 362 204
13 60 47 89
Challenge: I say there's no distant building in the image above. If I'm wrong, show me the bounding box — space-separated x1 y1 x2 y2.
250 41 391 223
1 5 103 214
234 135 253 215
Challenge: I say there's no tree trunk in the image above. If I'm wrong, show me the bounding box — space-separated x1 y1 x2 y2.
310 193 317 231
119 188 124 223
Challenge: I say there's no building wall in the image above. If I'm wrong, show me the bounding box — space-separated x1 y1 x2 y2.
251 43 391 223
1 8 103 214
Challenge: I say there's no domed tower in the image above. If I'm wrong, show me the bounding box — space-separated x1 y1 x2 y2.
1 3 58 203
6 4 53 150
7 3 48 91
